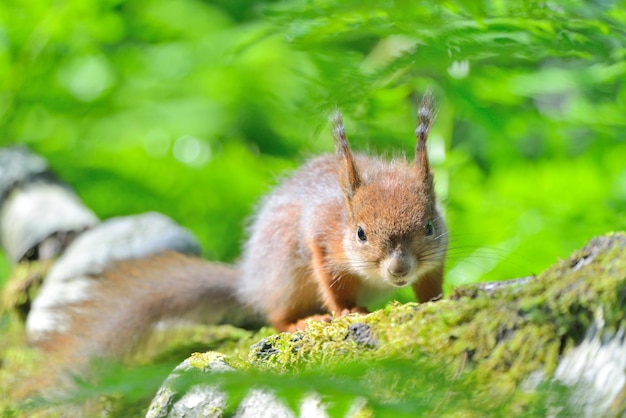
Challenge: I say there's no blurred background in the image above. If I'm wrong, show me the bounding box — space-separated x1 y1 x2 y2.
0 0 624 298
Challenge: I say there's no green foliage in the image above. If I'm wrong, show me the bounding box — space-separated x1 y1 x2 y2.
169 358 512 417
1 0 625 415
39 355 573 417
1 0 625 287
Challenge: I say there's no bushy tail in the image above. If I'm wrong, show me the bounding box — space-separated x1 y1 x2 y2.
37 252 264 378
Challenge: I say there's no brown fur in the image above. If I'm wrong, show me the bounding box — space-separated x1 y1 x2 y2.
238 91 447 330
33 92 447 388
39 252 261 373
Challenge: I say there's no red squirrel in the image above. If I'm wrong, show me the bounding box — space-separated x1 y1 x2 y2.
39 92 447 365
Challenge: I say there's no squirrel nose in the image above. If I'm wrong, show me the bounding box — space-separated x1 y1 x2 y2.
387 258 410 278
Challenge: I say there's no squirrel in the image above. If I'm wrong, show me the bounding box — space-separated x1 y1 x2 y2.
37 91 448 368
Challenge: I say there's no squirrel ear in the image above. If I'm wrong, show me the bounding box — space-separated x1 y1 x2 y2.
332 110 361 199
415 90 435 185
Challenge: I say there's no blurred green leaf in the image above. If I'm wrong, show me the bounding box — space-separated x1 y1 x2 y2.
1 0 626 415
0 0 624 292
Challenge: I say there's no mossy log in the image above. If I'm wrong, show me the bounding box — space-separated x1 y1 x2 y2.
149 232 626 417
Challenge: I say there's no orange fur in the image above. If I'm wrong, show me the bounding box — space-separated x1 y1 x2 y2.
238 92 447 330
34 92 447 376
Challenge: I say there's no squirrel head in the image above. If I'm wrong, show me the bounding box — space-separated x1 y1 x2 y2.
332 91 446 289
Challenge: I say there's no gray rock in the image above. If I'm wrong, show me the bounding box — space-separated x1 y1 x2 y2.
147 352 330 418
0 146 49 204
146 352 232 418
0 146 99 262
26 212 201 341
554 311 626 417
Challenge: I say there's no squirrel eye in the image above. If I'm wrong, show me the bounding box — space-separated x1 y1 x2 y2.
356 226 367 243
425 220 434 236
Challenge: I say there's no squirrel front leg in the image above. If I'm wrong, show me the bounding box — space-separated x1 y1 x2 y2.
412 268 444 303
285 243 367 332
311 239 369 314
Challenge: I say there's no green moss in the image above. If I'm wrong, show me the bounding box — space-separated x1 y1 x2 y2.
234 232 626 413
187 352 228 370
0 312 45 416
3 233 624 416
136 324 274 367
1 260 53 321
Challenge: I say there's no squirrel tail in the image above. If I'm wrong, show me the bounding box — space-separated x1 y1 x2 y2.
36 251 264 373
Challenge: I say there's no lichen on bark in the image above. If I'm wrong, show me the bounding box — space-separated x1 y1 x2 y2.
229 232 626 413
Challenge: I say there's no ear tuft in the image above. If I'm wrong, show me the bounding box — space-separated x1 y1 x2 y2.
415 90 436 185
331 110 361 199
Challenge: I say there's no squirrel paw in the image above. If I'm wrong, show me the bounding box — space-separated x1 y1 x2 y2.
286 307 370 332
286 314 333 332
340 306 369 316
